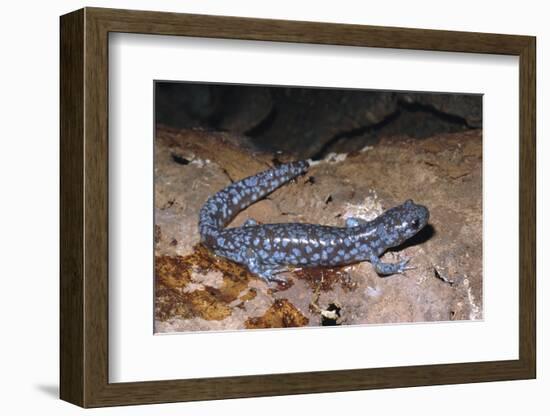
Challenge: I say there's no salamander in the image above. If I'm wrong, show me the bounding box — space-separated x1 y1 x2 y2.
199 160 429 282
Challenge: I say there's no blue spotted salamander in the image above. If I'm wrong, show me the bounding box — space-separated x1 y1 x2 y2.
199 160 429 282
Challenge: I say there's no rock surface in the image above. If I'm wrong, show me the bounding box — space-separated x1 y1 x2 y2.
154 127 482 333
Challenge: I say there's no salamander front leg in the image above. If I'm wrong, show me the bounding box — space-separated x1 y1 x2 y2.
369 253 415 276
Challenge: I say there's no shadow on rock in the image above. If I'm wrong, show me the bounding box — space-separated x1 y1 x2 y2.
390 223 435 252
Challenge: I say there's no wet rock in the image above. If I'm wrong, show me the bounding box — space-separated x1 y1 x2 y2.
154 127 482 332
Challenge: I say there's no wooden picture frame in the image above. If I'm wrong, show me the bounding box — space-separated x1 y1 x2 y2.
60 7 536 408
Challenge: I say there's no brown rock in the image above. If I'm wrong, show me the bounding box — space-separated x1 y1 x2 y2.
154 127 482 332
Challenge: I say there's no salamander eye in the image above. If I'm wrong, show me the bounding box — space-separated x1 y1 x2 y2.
411 219 420 228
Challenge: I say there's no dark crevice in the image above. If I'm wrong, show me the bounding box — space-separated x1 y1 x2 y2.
434 267 455 286
221 168 235 183
171 154 190 165
321 303 342 326
311 99 474 160
398 100 473 128
311 109 401 160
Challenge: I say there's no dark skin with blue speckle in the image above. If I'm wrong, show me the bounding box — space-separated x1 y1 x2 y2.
199 161 430 282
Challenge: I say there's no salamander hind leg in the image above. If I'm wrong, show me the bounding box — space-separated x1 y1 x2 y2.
244 248 288 283
369 254 415 276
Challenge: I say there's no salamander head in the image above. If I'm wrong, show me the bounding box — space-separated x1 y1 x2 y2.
377 199 430 248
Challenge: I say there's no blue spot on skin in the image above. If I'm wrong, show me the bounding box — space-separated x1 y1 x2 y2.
338 249 345 257
292 248 301 257
300 258 308 264
312 253 320 261
253 238 260 246
305 246 313 254
321 251 328 260
346 218 360 227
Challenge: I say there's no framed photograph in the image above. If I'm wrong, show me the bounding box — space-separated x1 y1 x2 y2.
60 7 536 408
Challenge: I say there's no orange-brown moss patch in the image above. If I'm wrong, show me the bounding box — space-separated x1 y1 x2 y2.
244 299 309 329
155 244 257 321
239 287 257 302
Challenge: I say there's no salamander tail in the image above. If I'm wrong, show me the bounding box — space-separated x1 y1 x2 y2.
199 160 309 246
